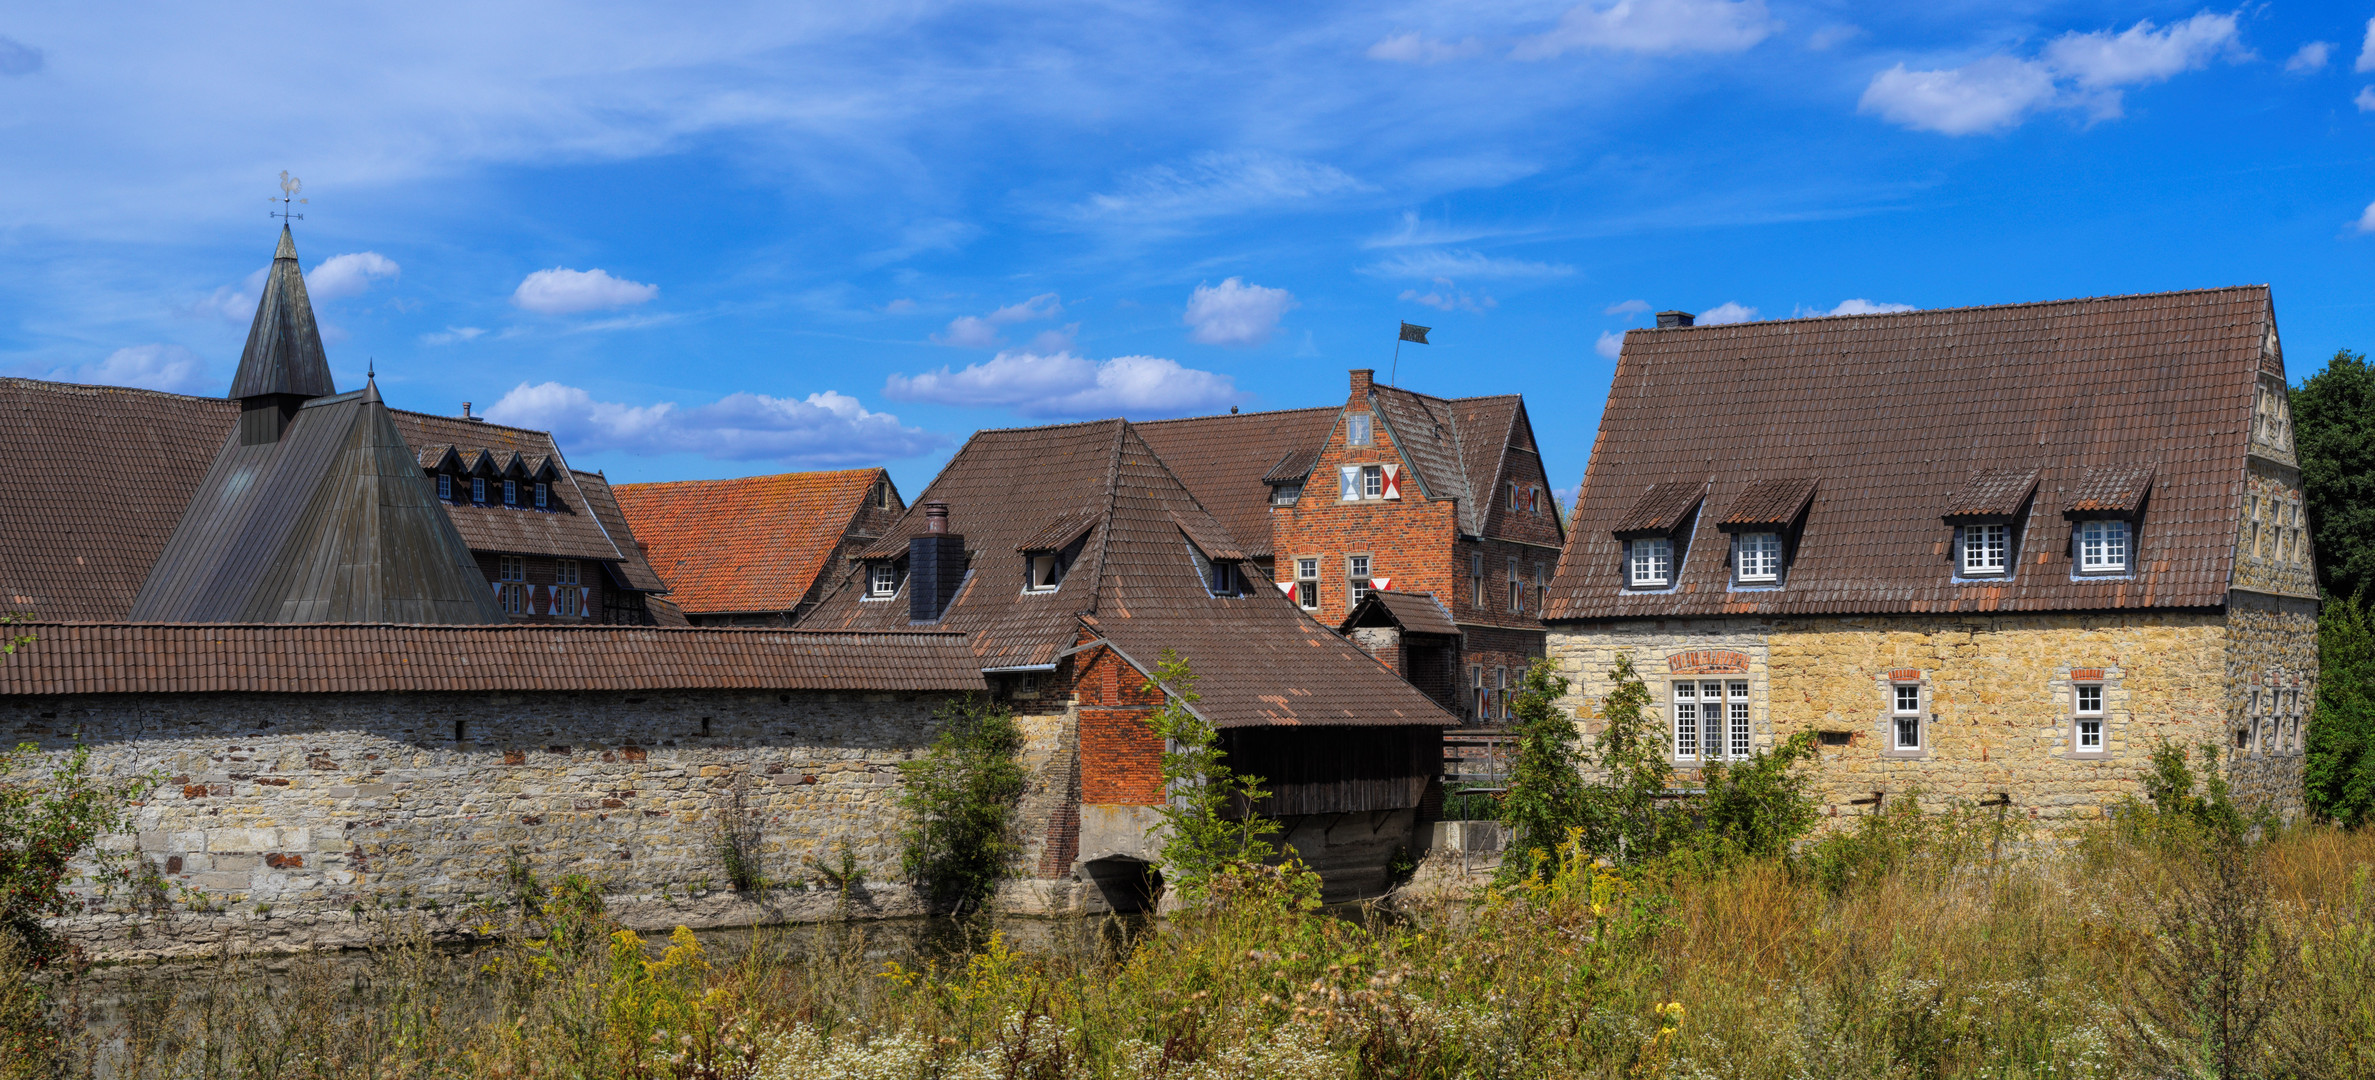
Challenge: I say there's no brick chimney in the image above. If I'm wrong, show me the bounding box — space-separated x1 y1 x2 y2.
1656 310 1695 329
908 502 968 623
1350 368 1374 398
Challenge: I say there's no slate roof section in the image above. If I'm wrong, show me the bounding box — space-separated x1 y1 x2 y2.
0 623 985 695
2066 464 2155 518
611 470 884 614
801 419 1457 728
132 385 507 624
1941 469 2040 522
1340 590 1461 637
1612 483 1705 538
1545 287 2277 619
228 227 336 400
1718 478 1818 532
0 379 239 620
1135 407 1335 559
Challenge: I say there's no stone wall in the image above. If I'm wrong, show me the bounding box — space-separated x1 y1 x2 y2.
10 687 1095 956
1547 607 2310 825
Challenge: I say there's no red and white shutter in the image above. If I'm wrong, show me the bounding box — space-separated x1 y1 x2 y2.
1276 580 1296 597
1340 465 1362 501
1372 576 1392 591
579 587 592 617
1381 464 1401 500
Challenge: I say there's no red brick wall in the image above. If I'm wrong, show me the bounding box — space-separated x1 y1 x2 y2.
1081 708 1164 804
1269 375 1462 627
1072 645 1165 709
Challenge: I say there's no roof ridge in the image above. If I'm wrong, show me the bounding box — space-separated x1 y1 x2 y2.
614 468 878 492
1130 404 1339 426
1076 420 1130 617
1638 284 2270 335
387 407 562 439
0 376 218 402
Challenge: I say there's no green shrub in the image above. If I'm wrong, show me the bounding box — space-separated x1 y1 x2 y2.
1691 730 1820 862
1142 651 1292 903
897 696 1029 915
0 743 158 960
2310 590 2375 827
1499 656 1588 878
1576 654 1679 868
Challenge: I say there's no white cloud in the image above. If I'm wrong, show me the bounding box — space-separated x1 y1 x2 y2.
2358 86 2375 113
1861 13 2241 135
421 326 485 345
1595 330 1624 359
1698 301 1758 325
1367 33 1483 64
1077 153 1363 226
1859 58 2061 135
1363 249 1574 280
882 298 917 314
482 382 943 465
1823 298 1916 315
49 344 212 394
2352 200 2375 235
1512 0 1778 60
2359 18 2375 72
305 251 400 300
1808 25 1862 51
885 351 1239 419
932 292 1063 348
0 36 42 76
1604 298 1651 316
1400 278 1496 313
511 267 658 315
1183 277 1296 346
2286 42 2332 74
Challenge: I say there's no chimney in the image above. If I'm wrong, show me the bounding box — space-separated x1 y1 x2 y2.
1350 368 1374 397
909 501 968 623
463 401 486 423
1656 310 1695 329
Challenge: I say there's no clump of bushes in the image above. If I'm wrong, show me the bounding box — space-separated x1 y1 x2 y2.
898 695 1029 915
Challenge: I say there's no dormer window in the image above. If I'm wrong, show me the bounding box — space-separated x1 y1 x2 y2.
867 560 903 598
2077 520 2129 573
504 479 518 506
1735 533 1781 582
534 482 549 509
437 474 452 500
1347 413 1371 446
1206 559 1243 597
472 477 487 504
1270 483 1302 506
1026 553 1064 591
1962 524 2009 576
1628 538 1672 587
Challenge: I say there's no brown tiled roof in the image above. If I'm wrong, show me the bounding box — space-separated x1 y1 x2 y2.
388 412 639 569
1134 407 1335 559
1261 446 1323 484
2066 464 2154 518
801 420 1457 728
611 471 882 614
0 379 238 621
1546 287 2277 619
1366 387 1530 538
1718 478 1818 532
0 623 984 695
1941 468 2040 522
566 470 669 593
1611 483 1704 538
1016 510 1101 553
1340 590 1461 637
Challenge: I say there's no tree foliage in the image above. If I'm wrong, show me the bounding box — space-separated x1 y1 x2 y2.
0 743 157 959
1143 651 1287 903
2292 348 2375 600
898 696 1030 914
1575 654 1678 867
2308 591 2375 826
1497 657 1587 876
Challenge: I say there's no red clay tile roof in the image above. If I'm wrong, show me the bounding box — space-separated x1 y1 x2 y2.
1941 468 2040 523
2065 464 2154 518
612 470 883 615
801 420 1457 728
0 623 984 695
1546 287 2280 619
1718 478 1818 532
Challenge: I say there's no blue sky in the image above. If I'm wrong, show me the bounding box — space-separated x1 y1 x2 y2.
3 3 2374 501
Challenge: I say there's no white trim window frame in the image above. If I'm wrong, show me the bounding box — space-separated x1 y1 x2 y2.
1891 682 1923 752
1362 465 1384 499
504 479 518 507
1025 553 1063 592
2073 682 2106 753
437 474 452 500
1348 553 1373 602
534 482 549 509
1295 557 1319 610
1961 523 2010 576
1735 532 1782 583
472 476 488 504
866 560 901 599
1628 537 1673 588
1506 556 1522 613
1673 680 1753 763
2077 519 2129 573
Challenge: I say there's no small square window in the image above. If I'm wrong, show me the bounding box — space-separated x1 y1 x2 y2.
2078 520 2128 572
1347 413 1371 446
1628 537 1673 587
868 562 900 597
1271 483 1302 506
1026 553 1062 591
1962 524 2009 576
1736 532 1782 582
1295 557 1319 609
2075 683 2104 752
1362 465 1383 498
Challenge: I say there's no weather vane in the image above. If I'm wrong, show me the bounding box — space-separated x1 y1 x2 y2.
270 171 306 224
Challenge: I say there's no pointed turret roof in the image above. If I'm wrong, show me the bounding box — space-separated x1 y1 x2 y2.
228 226 336 400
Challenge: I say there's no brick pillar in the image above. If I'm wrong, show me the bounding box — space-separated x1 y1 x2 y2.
1350 368 1373 397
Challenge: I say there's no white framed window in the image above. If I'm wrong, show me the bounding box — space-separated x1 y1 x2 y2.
436 474 452 500
1736 532 1782 582
1673 680 1752 762
2074 683 2104 752
1295 557 1319 609
1362 465 1384 498
555 559 584 617
1628 537 1673 587
867 561 901 598
1348 554 1373 602
1347 413 1371 446
1962 523 2009 576
2078 520 2129 573
497 555 528 615
1026 553 1063 591
1892 683 1923 751
1271 483 1301 506
534 482 549 509
472 476 487 504
1533 562 1546 610
1507 557 1523 612
1470 665 1486 723
1495 666 1509 721
1470 551 1484 609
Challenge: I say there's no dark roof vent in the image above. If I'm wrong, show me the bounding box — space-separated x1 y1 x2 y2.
1656 310 1695 329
